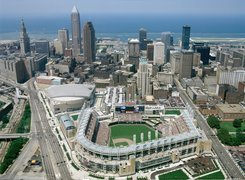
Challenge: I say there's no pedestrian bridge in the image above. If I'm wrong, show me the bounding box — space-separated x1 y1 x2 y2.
0 133 30 140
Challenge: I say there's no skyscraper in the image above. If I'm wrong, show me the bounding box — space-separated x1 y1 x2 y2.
161 32 171 48
181 25 191 50
179 50 193 80
153 42 165 65
137 57 150 98
58 28 69 53
20 19 30 55
139 28 147 50
71 6 81 57
83 21 96 63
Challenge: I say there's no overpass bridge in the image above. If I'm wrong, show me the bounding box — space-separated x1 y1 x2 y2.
0 133 30 140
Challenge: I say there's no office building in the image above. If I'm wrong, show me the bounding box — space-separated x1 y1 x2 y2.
128 39 140 58
153 42 165 65
34 40 50 55
83 21 96 63
161 32 171 48
179 50 193 79
192 43 210 65
71 6 82 57
19 19 30 55
182 25 191 50
126 78 137 102
170 51 181 74
137 58 150 97
216 104 245 120
147 44 154 61
139 28 147 50
54 39 63 55
58 28 69 53
128 39 140 67
217 67 245 88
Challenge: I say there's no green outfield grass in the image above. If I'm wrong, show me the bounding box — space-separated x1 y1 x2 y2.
165 109 181 115
158 169 188 180
109 124 159 147
197 170 225 180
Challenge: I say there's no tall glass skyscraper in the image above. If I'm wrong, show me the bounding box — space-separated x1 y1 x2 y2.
181 25 191 50
71 6 81 57
139 28 147 50
83 21 95 63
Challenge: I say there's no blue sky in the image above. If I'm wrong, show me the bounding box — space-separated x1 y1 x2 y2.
0 0 245 16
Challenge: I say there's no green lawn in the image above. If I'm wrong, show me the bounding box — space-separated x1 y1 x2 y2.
165 110 181 115
197 171 224 180
109 124 158 147
220 122 245 132
71 114 79 121
159 169 188 180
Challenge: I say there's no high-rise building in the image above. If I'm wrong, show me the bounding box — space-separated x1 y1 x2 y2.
54 39 63 55
128 39 140 58
34 40 50 55
147 44 154 61
128 39 140 67
58 28 69 53
139 28 147 50
71 6 81 57
153 42 165 65
179 50 193 79
137 57 150 98
161 32 171 48
192 43 210 65
83 21 96 63
20 19 30 55
181 25 191 50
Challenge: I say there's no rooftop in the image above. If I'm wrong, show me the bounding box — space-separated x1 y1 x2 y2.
45 84 95 99
216 104 245 113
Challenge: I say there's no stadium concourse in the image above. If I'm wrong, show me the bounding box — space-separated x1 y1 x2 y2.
75 103 212 177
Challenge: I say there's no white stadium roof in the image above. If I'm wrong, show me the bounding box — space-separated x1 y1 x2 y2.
45 84 95 99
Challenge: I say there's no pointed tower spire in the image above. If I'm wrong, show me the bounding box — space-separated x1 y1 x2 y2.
21 19 26 33
71 5 79 14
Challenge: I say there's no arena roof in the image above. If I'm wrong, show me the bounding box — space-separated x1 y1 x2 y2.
45 84 95 99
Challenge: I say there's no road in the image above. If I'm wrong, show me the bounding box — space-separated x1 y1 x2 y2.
28 79 72 180
174 78 245 179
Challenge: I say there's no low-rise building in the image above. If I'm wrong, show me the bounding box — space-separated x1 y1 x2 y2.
216 104 245 120
187 86 208 104
59 114 76 138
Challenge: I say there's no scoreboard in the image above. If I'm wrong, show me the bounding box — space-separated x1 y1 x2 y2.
115 105 145 113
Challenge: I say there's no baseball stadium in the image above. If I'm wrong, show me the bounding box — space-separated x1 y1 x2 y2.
75 104 212 176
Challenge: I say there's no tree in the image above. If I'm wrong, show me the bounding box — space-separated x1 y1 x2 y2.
217 128 232 145
207 115 220 129
233 119 242 128
232 137 241 146
237 128 245 143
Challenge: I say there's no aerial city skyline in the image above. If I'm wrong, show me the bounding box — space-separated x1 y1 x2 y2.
0 1 244 180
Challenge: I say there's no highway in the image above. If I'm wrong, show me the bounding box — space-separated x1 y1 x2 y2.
174 77 245 179
28 80 72 180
